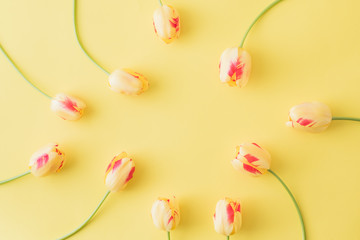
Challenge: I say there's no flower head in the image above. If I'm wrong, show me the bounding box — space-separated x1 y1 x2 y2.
231 143 271 176
213 198 242 236
104 152 135 192
219 47 251 88
153 5 180 44
50 93 86 121
286 101 332 133
108 69 148 95
151 196 180 232
29 143 65 177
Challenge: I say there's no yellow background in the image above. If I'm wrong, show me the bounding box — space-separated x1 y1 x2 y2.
1 0 360 239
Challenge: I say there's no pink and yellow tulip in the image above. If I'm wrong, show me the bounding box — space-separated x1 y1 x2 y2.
153 5 180 44
213 198 242 237
29 143 65 177
104 152 135 192
219 48 251 88
286 101 332 133
50 93 86 121
108 69 148 96
151 196 180 232
231 142 271 176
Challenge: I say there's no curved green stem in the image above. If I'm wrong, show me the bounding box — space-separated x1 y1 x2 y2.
0 43 52 99
268 169 306 240
167 231 170 240
0 170 31 185
158 0 163 6
239 0 283 48
57 190 111 240
332 117 360 122
74 0 110 75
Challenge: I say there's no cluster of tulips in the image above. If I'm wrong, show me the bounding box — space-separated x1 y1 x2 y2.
1 0 360 239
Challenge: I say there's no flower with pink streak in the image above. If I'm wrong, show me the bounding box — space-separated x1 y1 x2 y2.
151 196 180 232
286 101 332 133
108 69 148 95
104 152 135 192
29 143 65 177
231 143 271 176
153 5 180 44
50 93 86 121
213 198 242 236
219 47 251 88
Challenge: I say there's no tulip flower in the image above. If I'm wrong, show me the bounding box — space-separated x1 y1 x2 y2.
29 143 65 177
57 152 135 240
287 101 360 133
104 152 136 192
231 143 306 240
231 142 271 176
219 0 283 88
151 196 180 239
50 93 86 121
219 48 251 88
213 198 242 238
73 0 149 95
108 69 149 96
0 43 86 121
153 1 180 44
0 143 65 185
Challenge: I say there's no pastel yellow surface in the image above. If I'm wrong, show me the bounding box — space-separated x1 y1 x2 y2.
1 0 360 239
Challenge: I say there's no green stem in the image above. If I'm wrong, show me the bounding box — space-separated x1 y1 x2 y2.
0 43 52 99
158 0 163 6
167 231 170 240
332 117 360 122
0 170 31 185
74 0 110 75
57 190 111 240
227 236 230 240
239 0 283 48
268 169 306 240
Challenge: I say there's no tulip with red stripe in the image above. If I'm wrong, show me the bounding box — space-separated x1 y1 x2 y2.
153 4 180 44
213 198 242 237
50 93 86 121
151 196 180 237
108 69 149 96
29 143 65 177
231 142 271 176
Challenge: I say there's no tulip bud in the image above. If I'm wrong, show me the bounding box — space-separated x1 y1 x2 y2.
231 143 271 176
286 101 332 133
213 198 242 236
219 47 251 88
50 93 86 121
108 69 148 95
29 143 65 177
151 196 180 232
153 5 180 44
104 152 135 192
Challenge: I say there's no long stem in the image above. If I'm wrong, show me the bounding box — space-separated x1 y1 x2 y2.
332 117 360 122
0 43 52 99
0 170 31 185
167 231 170 240
268 169 306 240
227 236 230 240
239 0 283 48
57 190 111 240
158 0 163 6
73 0 110 75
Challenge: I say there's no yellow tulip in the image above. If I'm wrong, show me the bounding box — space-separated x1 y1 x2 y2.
153 5 180 44
151 196 180 232
213 198 242 237
104 152 135 192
